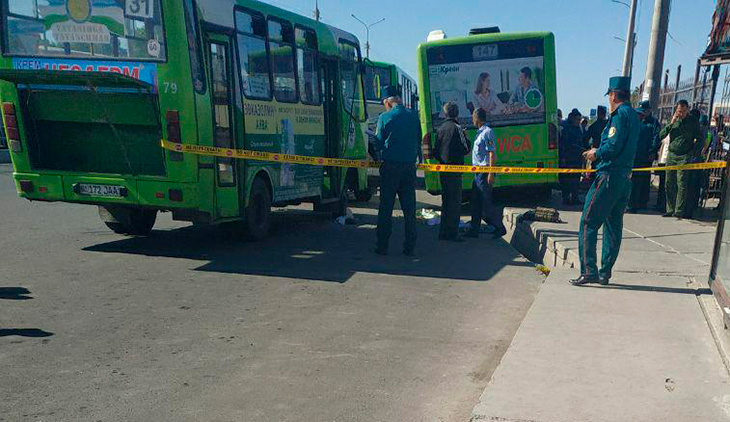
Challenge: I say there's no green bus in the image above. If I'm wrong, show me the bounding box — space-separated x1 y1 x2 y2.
361 60 418 195
0 0 369 238
418 29 559 195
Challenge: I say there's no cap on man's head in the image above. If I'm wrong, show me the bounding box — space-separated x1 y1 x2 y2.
605 76 631 95
569 108 582 117
638 100 651 110
382 85 401 101
597 105 607 113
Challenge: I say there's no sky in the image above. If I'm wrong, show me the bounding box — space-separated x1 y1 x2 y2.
262 0 717 115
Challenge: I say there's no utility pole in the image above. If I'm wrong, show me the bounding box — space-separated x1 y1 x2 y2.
643 0 672 111
351 14 385 59
621 0 639 77
313 0 320 22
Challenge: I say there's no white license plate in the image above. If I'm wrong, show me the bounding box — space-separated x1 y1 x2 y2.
77 184 123 197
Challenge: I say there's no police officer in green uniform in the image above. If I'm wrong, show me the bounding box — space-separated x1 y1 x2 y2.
570 77 640 286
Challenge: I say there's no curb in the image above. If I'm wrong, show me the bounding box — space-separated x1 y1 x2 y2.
503 207 579 270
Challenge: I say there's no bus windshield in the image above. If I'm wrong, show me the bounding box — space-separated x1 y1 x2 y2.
3 0 166 61
364 65 391 101
426 38 545 129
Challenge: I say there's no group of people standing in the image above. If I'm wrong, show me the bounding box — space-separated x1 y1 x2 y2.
558 97 709 219
372 86 506 256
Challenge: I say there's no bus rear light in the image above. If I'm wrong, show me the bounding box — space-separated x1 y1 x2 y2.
166 110 183 162
19 180 33 193
548 122 558 150
169 189 183 202
155 192 165 199
422 132 432 160
38 186 48 193
3 102 21 152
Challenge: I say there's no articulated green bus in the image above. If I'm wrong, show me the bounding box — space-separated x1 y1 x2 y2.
361 60 418 194
418 29 559 195
0 0 369 238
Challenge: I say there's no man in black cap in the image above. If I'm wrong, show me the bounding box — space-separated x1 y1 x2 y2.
373 86 422 256
628 102 661 212
559 108 586 205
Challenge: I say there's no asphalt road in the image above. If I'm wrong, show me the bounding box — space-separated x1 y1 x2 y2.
0 164 543 422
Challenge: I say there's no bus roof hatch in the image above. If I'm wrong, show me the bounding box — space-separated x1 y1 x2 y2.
469 27 501 35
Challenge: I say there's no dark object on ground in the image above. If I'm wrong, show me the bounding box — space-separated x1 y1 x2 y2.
519 207 564 224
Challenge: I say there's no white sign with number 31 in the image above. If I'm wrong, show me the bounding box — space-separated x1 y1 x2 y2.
126 0 154 19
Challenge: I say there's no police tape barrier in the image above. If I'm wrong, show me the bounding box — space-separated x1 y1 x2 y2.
161 140 727 175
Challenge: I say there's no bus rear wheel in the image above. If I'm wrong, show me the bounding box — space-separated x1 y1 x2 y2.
245 177 272 240
99 206 157 236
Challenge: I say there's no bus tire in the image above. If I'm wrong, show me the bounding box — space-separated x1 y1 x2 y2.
100 206 156 236
245 177 272 240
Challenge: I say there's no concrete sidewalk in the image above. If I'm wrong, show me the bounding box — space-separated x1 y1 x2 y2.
471 198 730 422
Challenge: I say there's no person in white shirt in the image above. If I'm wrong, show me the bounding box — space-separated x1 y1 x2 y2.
466 108 507 239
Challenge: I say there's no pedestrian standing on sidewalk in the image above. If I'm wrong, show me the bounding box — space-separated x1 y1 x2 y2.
374 86 422 257
570 76 640 286
559 109 586 205
434 102 471 242
466 108 507 239
660 100 702 219
628 103 660 213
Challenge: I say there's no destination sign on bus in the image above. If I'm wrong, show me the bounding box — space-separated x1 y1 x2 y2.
12 58 158 90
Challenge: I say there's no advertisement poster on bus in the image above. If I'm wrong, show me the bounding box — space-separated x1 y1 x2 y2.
428 57 545 129
12 58 158 90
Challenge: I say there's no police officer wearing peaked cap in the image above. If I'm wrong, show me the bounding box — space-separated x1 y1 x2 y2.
570 76 640 286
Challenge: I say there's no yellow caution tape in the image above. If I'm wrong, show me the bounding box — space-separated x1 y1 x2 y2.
161 140 727 174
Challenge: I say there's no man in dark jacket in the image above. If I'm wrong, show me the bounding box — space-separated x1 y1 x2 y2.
628 103 660 212
660 100 702 218
434 102 471 241
559 109 586 205
585 106 608 149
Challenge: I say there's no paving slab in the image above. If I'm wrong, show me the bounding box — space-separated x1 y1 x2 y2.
471 268 730 422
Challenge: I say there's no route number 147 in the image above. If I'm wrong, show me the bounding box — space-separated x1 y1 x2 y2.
126 0 154 19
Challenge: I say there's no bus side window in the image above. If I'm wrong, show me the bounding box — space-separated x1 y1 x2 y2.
268 19 297 103
183 0 206 94
295 27 321 105
234 9 272 100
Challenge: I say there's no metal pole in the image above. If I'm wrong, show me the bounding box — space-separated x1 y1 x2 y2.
709 65 721 119
672 64 682 106
350 15 385 59
644 0 672 111
692 59 702 107
622 0 639 77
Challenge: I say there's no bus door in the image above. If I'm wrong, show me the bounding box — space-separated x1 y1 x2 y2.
206 35 240 218
320 57 342 199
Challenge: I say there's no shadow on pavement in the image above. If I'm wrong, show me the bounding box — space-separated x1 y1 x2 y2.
583 283 713 296
0 329 54 338
83 210 532 283
0 287 33 300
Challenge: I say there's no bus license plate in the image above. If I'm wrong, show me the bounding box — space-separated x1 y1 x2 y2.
77 184 123 197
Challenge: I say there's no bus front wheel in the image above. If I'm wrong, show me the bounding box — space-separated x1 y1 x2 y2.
245 178 272 240
99 206 157 236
